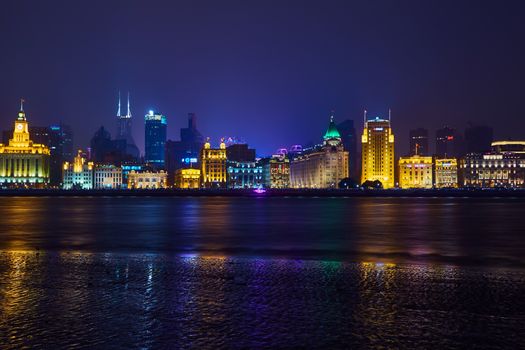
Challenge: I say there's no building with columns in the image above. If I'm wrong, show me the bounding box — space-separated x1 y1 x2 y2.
0 101 50 187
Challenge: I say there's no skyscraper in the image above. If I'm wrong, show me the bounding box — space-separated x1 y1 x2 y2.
409 128 429 156
144 110 167 168
435 127 455 157
361 111 395 188
116 92 140 160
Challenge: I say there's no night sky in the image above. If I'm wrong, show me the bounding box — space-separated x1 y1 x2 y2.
1 0 524 156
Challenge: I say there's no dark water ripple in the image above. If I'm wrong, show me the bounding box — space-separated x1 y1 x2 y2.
0 252 524 349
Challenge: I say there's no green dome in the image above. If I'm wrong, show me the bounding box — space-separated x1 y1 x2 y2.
323 116 341 140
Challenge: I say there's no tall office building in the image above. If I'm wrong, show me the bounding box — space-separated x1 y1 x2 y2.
90 126 129 165
165 113 205 185
361 111 395 188
465 124 493 154
290 115 348 188
337 119 357 179
200 139 227 188
0 101 50 187
144 110 167 168
115 92 140 160
435 127 455 157
409 128 429 156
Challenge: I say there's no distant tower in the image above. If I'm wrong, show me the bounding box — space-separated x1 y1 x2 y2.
361 112 395 188
116 92 139 159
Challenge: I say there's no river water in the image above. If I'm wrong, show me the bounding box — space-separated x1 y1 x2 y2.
0 197 524 348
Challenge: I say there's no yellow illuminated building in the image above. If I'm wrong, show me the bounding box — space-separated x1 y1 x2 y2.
62 150 94 189
175 168 201 189
398 155 433 189
361 113 395 188
200 138 227 188
127 170 167 189
0 101 50 187
434 158 458 188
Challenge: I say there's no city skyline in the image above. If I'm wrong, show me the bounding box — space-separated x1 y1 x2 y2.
1 1 524 156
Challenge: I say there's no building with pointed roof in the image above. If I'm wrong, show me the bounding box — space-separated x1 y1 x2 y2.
0 100 50 187
290 113 349 188
116 92 140 159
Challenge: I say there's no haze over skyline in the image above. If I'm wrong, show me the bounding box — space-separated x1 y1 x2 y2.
1 0 524 156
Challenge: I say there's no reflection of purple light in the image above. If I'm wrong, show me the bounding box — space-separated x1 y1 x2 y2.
254 188 267 194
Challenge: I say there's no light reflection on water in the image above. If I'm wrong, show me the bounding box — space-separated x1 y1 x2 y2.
0 252 524 348
0 196 523 266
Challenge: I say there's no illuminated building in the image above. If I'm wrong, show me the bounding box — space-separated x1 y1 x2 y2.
174 168 201 189
62 150 94 189
398 155 433 189
227 161 263 188
94 165 122 189
434 158 458 188
115 92 140 160
261 154 290 188
200 139 227 188
144 110 167 168
361 111 395 188
409 128 429 156
290 114 349 188
0 101 50 187
127 170 167 189
435 127 456 157
461 141 525 188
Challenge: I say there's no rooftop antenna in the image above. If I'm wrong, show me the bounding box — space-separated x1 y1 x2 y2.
388 108 392 122
117 91 121 116
20 98 25 111
363 109 367 126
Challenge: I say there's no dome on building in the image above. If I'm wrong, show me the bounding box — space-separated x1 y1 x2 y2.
323 115 341 140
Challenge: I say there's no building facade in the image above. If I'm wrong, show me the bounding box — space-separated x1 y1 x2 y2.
227 161 263 188
200 139 227 188
261 154 290 188
0 103 50 187
361 114 395 188
461 141 525 188
94 165 122 189
434 158 458 188
398 155 433 189
337 119 357 181
435 127 456 158
144 110 167 168
290 115 349 188
62 150 94 189
174 168 201 189
127 170 167 189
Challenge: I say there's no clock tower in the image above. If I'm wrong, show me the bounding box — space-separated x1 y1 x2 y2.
12 99 30 145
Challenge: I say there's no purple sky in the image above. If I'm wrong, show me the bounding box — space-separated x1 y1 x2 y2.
1 0 524 156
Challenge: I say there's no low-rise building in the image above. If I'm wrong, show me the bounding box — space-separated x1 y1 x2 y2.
290 115 349 188
261 154 290 188
434 158 458 188
227 161 263 188
63 150 93 189
175 168 201 189
94 165 122 189
398 155 433 189
127 170 167 189
461 141 525 188
200 139 227 188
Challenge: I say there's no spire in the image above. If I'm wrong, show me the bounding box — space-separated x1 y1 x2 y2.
363 109 367 126
17 98 26 121
388 108 391 121
117 91 121 116
127 91 131 118
20 98 25 112
323 113 341 140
